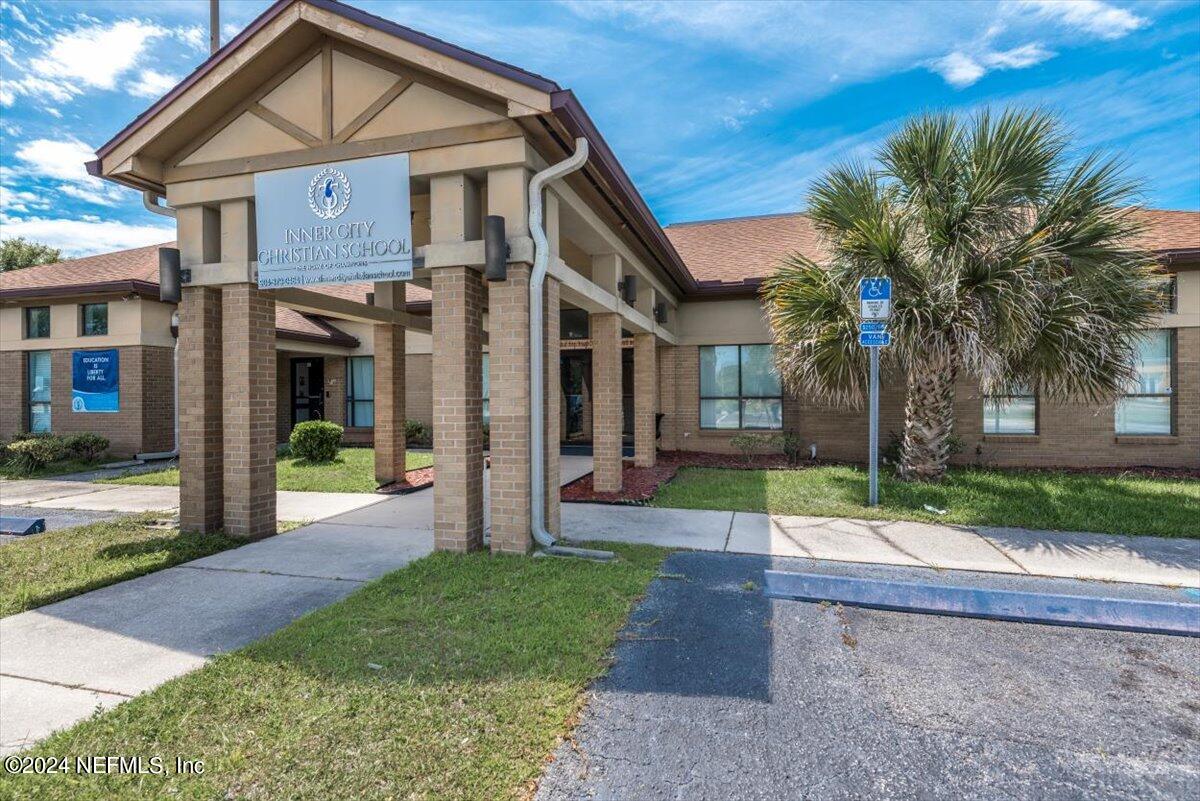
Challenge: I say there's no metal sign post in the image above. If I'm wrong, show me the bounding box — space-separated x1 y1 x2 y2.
859 278 892 507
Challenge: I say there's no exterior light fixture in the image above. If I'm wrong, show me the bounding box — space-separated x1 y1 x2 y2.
618 274 637 304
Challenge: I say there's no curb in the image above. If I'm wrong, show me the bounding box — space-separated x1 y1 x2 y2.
763 570 1200 638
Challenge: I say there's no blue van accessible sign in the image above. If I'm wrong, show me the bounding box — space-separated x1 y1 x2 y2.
72 349 119 412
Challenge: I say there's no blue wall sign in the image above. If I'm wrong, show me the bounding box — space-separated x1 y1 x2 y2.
859 331 891 347
72 350 119 413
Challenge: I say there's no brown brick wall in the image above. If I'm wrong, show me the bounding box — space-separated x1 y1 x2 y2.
591 313 624 490
432 267 485 552
374 323 407 485
0 350 27 443
659 336 1198 468
633 333 657 467
178 286 223 532
0 345 173 458
488 263 533 553
275 352 292 444
221 284 275 538
405 354 432 430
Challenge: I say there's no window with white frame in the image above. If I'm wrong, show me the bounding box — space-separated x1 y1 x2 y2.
1115 330 1174 435
983 386 1036 435
27 351 52 433
345 356 374 427
699 344 782 429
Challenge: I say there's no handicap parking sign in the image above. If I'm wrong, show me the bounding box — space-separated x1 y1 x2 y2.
859 277 891 320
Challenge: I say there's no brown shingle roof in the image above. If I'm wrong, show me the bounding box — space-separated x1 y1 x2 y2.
2 207 1194 307
665 208 1200 287
0 242 162 289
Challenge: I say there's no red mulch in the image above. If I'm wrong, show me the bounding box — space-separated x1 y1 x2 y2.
376 465 435 495
560 450 804 504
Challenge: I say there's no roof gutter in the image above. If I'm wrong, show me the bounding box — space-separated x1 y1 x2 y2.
0 280 162 302
548 90 697 297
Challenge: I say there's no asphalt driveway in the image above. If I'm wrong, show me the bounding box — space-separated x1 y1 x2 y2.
536 552 1200 801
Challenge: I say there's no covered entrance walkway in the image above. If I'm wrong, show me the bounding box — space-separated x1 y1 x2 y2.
88 0 684 555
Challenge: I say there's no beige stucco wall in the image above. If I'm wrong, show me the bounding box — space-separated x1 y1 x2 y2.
676 298 771 345
1158 268 1199 329
1 296 176 351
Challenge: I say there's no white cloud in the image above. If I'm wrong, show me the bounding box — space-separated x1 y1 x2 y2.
931 43 1055 87
0 214 173 257
931 52 987 88
719 97 772 132
55 182 120 207
1018 0 1146 41
173 24 206 53
14 137 95 182
9 137 126 208
2 19 168 108
129 68 179 99
29 19 167 90
0 184 50 215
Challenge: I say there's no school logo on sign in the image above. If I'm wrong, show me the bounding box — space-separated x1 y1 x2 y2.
307 166 351 220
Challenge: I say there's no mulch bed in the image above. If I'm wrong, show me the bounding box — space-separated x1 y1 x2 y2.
560 450 805 505
376 466 435 495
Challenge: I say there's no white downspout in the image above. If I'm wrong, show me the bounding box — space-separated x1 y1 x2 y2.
136 191 180 462
527 138 612 560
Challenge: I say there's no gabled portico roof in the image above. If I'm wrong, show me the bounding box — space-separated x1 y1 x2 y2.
88 0 697 296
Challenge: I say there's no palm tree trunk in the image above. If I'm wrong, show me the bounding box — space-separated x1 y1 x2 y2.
898 352 958 481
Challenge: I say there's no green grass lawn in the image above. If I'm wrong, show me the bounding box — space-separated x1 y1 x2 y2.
0 515 243 617
101 448 434 493
651 465 1200 538
2 544 667 800
0 458 108 480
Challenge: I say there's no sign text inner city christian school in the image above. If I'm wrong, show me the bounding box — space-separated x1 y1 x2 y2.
254 153 414 289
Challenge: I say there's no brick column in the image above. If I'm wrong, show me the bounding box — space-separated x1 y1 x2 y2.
433 266 485 551
374 322 407 486
543 277 562 536
633 333 657 467
178 286 223 532
221 283 276 538
488 264 532 553
591 312 623 491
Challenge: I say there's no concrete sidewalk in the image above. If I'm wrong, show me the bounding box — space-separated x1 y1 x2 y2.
561 505 1200 588
0 455 595 754
0 478 388 522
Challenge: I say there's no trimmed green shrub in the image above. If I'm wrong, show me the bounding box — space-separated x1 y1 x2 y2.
10 431 57 442
289 420 343 462
63 432 109 461
775 432 805 466
730 433 776 464
405 419 432 448
6 436 67 475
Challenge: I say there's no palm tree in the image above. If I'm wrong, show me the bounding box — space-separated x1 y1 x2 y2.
761 109 1162 481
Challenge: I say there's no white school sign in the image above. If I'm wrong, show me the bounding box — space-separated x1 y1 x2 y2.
254 153 413 288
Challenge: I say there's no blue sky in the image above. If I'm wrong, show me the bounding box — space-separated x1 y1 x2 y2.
1 0 1198 257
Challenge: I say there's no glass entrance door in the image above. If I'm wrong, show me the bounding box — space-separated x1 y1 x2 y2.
291 358 325 427
561 352 589 442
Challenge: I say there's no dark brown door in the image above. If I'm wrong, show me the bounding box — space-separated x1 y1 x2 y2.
291 358 325 427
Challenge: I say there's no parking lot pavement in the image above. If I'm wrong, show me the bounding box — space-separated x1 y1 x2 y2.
536 552 1200 801
0 506 126 541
